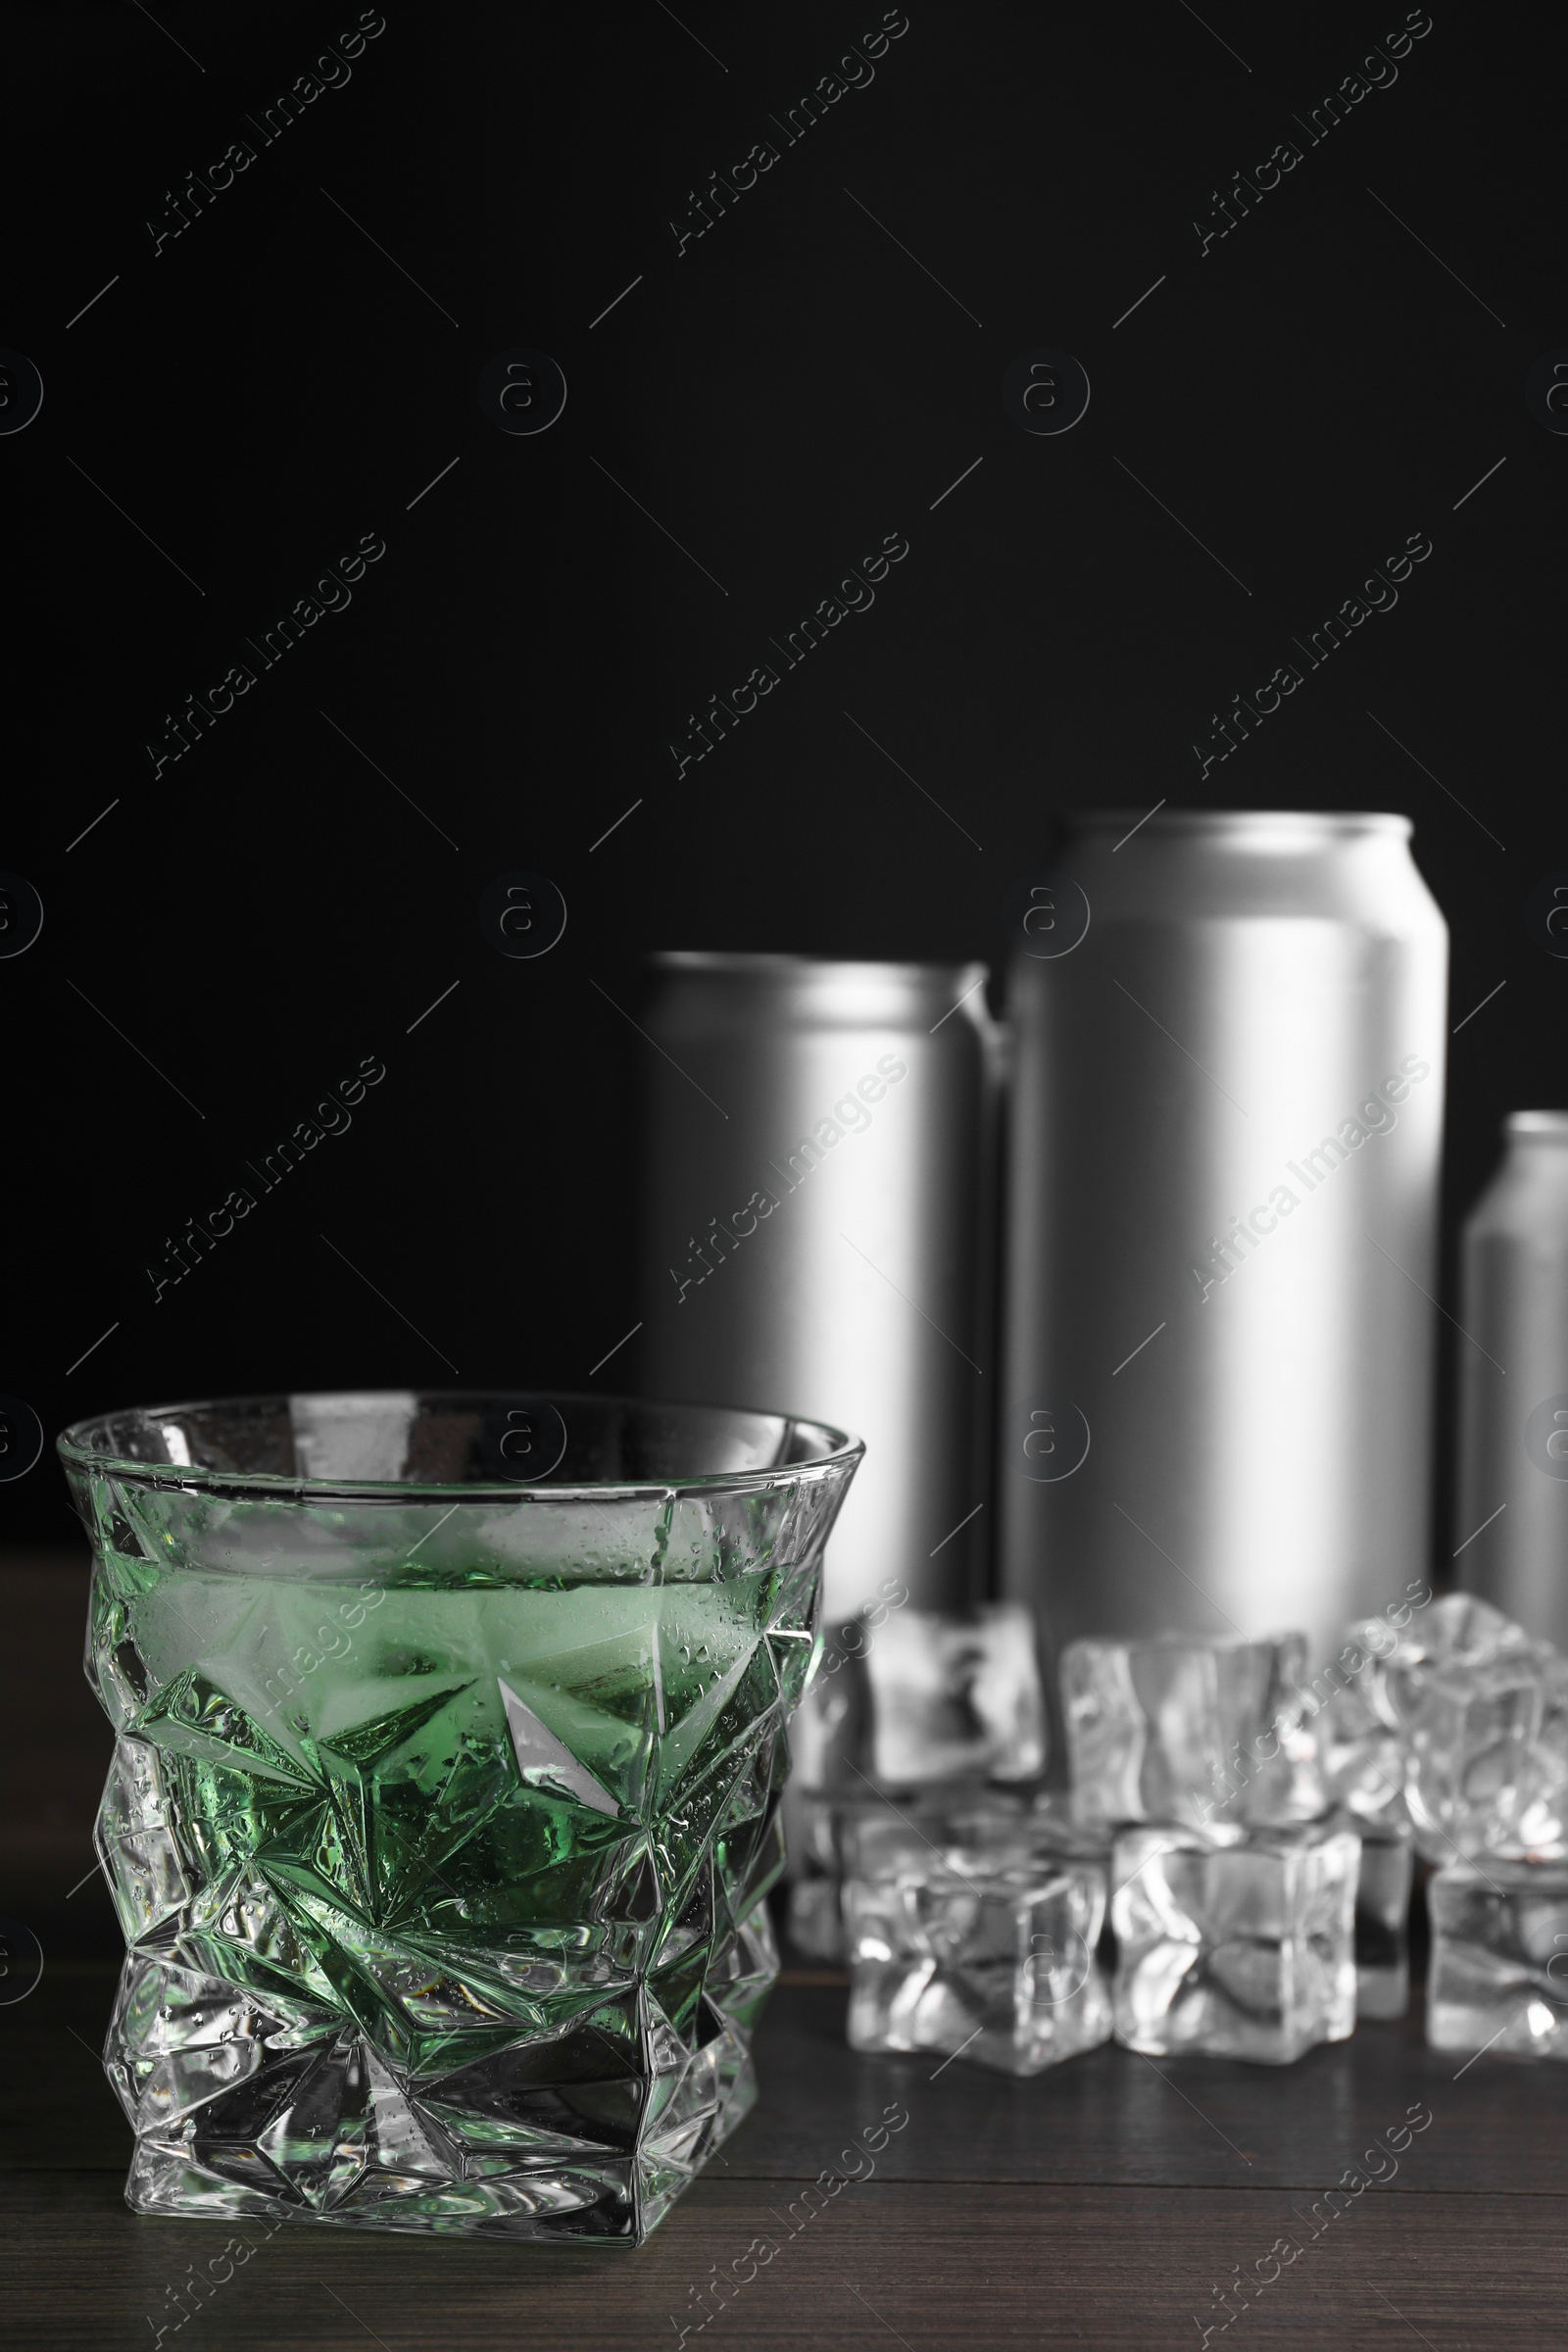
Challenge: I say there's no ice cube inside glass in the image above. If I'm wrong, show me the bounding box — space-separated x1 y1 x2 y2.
59 1391 861 2243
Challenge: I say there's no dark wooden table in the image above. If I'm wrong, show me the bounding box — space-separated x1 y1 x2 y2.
5 1551 1564 2348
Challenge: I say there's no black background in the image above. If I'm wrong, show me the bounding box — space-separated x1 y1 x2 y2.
3 0 1560 1556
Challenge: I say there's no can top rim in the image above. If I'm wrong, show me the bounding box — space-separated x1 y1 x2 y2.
649 953 990 989
1506 1110 1568 1139
1063 808 1413 839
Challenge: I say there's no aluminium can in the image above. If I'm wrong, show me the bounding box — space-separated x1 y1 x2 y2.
998 810 1448 1691
1456 1111 1568 1646
635 954 1002 1622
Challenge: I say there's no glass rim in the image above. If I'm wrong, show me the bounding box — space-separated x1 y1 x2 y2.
56 1387 863 1505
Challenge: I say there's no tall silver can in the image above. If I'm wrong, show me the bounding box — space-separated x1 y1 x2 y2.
1456 1112 1568 1645
636 955 1002 1621
1000 810 1448 1682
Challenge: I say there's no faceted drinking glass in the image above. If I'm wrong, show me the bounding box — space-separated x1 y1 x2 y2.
59 1391 860 2243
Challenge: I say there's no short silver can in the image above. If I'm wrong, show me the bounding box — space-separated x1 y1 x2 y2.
637 955 1002 1622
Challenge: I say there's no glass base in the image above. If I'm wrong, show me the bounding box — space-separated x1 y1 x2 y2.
109 1906 774 2244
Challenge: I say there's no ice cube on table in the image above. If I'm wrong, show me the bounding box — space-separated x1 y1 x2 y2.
785 1786 1031 1962
783 1600 1046 1935
841 1788 1033 1880
865 1602 1046 1788
1063 1634 1320 1833
1111 1817 1359 2064
1427 1856 1568 2058
1320 1594 1568 1857
1319 1634 1411 1832
844 1790 1111 1884
1378 1600 1568 1864
1388 1592 1539 1674
844 1831 1111 2076
1353 1826 1413 2020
